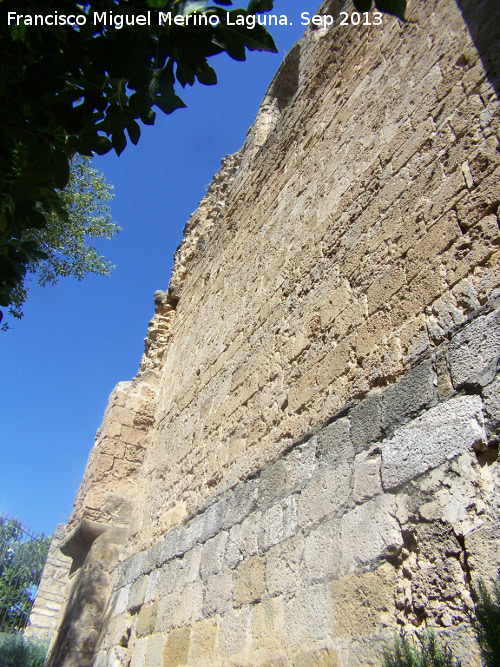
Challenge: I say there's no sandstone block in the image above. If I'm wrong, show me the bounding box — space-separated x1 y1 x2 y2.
258 460 288 509
251 598 285 654
234 555 265 606
179 544 202 585
113 585 130 617
156 592 179 632
121 426 146 447
341 495 402 573
382 359 437 432
203 571 233 616
128 575 148 611
465 522 500 589
129 637 148 667
201 531 228 579
136 602 158 638
316 417 354 465
216 607 250 657
144 634 164 667
350 394 383 452
353 447 382 504
266 535 304 597
159 528 181 565
225 512 260 569
448 308 500 387
260 496 297 550
297 461 351 529
284 584 332 647
282 439 317 491
202 499 226 542
302 518 341 584
222 478 259 530
156 559 181 597
483 373 500 433
189 619 217 663
381 395 486 490
175 581 203 625
145 569 158 604
330 562 397 637
163 627 191 667
293 648 340 666
179 514 204 555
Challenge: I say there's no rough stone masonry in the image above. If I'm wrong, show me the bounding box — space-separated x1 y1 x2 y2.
39 0 500 664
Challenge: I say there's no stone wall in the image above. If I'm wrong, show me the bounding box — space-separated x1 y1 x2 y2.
91 303 500 666
45 0 500 663
25 525 72 641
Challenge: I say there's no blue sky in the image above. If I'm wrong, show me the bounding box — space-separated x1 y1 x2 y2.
0 1 319 536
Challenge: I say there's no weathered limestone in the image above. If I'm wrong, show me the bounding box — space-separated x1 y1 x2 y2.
25 525 72 641
44 0 500 663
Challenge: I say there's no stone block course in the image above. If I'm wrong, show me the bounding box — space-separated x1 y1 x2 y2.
381 394 487 490
449 308 500 387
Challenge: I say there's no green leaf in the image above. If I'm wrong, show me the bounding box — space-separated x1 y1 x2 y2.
111 130 127 156
247 0 274 13
352 0 373 11
126 120 141 145
196 63 217 86
375 0 406 19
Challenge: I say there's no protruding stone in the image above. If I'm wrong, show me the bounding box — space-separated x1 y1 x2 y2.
381 395 486 490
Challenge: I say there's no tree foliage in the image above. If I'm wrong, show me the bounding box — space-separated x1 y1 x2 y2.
0 517 51 632
6 156 118 326
0 0 407 323
470 571 500 667
383 630 461 667
0 634 48 667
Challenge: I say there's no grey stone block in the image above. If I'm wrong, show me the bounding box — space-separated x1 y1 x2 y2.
382 359 437 432
350 394 383 452
203 571 233 616
144 570 159 604
222 478 259 530
316 417 354 465
143 541 162 573
156 592 179 632
113 584 130 616
159 528 181 565
258 460 287 509
156 559 181 597
449 308 500 388
302 518 342 584
128 575 149 611
128 552 147 583
341 495 402 573
179 514 205 554
202 499 226 542
283 438 317 491
175 581 203 625
266 534 304 596
381 395 486 490
353 447 382 504
179 544 202 585
129 638 149 667
260 496 297 550
483 373 500 434
297 460 351 529
225 512 260 569
284 584 332 647
144 633 164 667
201 531 229 579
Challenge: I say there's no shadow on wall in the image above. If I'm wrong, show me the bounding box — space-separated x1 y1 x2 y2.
457 0 500 99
